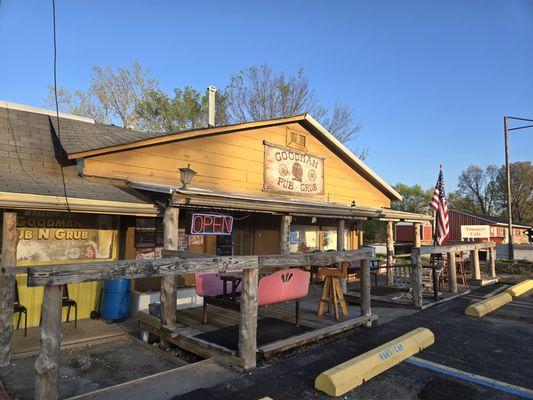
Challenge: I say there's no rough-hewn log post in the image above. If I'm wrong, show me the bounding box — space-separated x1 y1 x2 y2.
411 247 423 308
489 247 497 278
0 211 17 366
35 285 62 400
413 223 421 248
360 258 372 327
337 219 347 293
386 220 394 286
447 251 457 293
470 249 481 281
280 215 292 255
161 206 179 329
239 267 258 370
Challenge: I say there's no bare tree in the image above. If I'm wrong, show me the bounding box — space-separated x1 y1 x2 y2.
226 64 363 152
45 61 158 129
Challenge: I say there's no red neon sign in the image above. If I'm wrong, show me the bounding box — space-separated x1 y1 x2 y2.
190 213 233 235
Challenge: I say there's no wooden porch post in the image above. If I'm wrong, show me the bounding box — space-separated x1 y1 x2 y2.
411 247 423 308
0 211 17 367
280 215 292 255
35 285 62 400
337 219 347 293
489 247 497 278
161 206 179 330
413 223 421 248
239 267 258 370
470 249 481 282
360 258 372 327
386 220 394 286
447 251 458 294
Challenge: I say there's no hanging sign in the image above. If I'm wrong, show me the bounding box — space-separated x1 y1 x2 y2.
263 141 324 196
189 213 233 235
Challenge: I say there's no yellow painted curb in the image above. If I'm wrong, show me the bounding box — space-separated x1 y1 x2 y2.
465 292 513 317
314 327 434 397
506 279 533 297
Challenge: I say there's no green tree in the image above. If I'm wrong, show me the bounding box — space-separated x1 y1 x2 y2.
136 86 229 132
454 165 499 215
496 161 533 225
392 183 432 214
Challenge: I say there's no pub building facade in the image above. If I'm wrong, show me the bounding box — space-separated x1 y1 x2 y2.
0 101 430 329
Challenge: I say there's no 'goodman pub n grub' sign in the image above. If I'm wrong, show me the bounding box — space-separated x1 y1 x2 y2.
263 141 324 196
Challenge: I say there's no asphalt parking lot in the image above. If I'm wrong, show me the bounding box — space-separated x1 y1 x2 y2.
174 284 533 400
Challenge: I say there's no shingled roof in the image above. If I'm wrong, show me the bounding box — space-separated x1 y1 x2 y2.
0 104 153 206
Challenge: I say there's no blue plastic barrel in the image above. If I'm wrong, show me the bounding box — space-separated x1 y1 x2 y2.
101 279 131 321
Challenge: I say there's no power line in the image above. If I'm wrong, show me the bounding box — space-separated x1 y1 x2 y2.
52 0 71 213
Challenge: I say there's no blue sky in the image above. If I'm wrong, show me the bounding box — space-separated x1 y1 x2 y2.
1 0 532 190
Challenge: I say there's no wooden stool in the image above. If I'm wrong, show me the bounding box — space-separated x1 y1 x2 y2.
317 268 348 320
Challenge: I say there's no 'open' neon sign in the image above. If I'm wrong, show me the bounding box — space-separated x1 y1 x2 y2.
190 213 233 235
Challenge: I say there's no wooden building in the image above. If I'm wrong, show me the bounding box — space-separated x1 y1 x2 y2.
448 210 530 244
0 101 431 328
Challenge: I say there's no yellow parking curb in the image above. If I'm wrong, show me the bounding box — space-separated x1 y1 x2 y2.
314 327 434 397
465 292 513 317
506 279 533 298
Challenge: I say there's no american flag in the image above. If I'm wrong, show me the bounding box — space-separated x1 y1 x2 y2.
429 167 449 245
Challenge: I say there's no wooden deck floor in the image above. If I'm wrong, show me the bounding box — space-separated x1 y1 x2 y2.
137 286 376 366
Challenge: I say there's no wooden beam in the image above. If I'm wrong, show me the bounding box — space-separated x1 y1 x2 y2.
27 255 259 287
471 249 481 281
34 285 62 400
489 247 497 278
420 242 495 255
411 248 423 308
280 215 292 255
259 250 372 268
447 251 457 294
0 211 17 367
239 268 258 370
360 259 372 327
386 220 394 286
161 206 179 329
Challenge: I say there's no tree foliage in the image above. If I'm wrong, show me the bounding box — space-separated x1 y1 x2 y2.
136 87 229 132
450 162 533 225
46 61 158 129
226 64 364 155
454 165 500 216
392 183 432 214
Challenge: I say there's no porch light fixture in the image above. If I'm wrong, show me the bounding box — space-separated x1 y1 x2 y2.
179 164 197 190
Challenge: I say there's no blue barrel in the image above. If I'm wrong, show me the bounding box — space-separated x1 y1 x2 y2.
101 279 131 321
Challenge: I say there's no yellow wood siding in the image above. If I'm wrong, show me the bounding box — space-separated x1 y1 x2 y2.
13 229 118 329
84 123 391 208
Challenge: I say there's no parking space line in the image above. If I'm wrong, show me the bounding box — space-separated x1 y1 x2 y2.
406 357 533 399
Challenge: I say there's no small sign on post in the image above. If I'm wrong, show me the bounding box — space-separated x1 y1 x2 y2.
460 225 491 241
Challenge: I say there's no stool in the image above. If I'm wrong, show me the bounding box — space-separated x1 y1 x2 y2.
317 268 348 320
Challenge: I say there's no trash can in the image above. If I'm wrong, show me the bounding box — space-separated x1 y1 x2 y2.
101 279 131 322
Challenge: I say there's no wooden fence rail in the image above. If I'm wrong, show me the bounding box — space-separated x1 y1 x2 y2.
4 249 374 400
410 242 496 307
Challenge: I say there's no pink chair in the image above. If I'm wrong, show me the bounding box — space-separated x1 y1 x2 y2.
258 269 310 326
195 271 242 324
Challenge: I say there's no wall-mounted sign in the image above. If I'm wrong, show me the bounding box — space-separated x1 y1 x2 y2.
461 225 490 240
16 211 118 266
263 141 324 196
189 213 233 235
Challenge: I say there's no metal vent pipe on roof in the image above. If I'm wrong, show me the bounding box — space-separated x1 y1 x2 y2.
207 86 217 127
